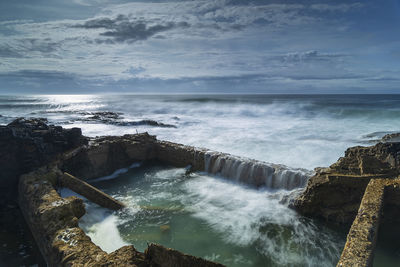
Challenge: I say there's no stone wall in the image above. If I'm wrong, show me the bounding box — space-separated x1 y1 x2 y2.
293 142 400 225
60 136 208 181
337 178 400 267
156 140 207 171
61 133 158 180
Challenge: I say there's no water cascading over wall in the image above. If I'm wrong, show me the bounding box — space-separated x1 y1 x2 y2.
204 152 310 190
150 139 311 191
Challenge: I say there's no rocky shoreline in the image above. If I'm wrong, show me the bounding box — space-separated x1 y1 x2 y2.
293 141 400 225
2 118 400 266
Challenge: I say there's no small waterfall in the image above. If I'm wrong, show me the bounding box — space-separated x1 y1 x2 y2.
204 151 311 190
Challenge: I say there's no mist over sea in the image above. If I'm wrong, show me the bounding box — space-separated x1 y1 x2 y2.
1 94 400 170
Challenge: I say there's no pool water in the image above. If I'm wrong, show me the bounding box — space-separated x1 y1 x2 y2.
62 162 347 267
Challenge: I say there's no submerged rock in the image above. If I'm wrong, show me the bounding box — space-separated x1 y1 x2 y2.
78 111 177 128
292 141 400 225
381 132 400 143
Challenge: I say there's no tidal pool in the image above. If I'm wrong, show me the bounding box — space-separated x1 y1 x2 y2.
62 162 346 267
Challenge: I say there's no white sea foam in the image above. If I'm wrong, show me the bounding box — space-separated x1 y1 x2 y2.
59 188 129 253
180 175 341 266
3 94 400 169
80 211 129 253
90 162 141 182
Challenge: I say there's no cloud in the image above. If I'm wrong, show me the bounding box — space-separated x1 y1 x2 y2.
278 50 347 63
310 3 363 13
0 0 398 93
74 14 189 43
0 69 78 80
19 38 60 53
0 45 24 58
285 74 365 81
0 38 60 58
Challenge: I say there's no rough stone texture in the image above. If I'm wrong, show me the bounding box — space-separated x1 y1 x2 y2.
61 133 158 180
0 118 87 202
145 243 225 267
329 143 400 176
293 142 400 225
17 166 103 266
60 172 125 210
381 132 400 143
18 165 149 266
156 141 208 171
61 135 209 181
337 178 400 267
337 179 386 267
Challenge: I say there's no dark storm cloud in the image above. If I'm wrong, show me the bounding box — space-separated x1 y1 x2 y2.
74 15 190 43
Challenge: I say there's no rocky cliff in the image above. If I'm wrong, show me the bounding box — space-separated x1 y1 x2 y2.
293 142 400 225
0 118 87 203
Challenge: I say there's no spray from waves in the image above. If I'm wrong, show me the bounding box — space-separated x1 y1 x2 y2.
59 188 129 253
180 175 343 266
89 162 141 183
204 152 312 190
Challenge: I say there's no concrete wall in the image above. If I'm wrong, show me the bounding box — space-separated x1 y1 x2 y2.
337 178 400 267
60 172 125 210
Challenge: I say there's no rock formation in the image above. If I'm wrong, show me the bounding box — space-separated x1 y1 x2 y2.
0 118 87 203
293 142 400 225
74 111 177 128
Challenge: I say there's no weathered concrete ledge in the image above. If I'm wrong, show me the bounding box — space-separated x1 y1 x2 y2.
337 178 400 267
60 172 125 210
60 133 309 190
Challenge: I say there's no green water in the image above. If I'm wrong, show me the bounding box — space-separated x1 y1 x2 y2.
373 220 400 266
69 163 346 267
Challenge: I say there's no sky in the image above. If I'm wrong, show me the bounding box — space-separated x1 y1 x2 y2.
0 0 399 94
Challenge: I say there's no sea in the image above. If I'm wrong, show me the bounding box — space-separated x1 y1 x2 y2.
1 94 400 266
